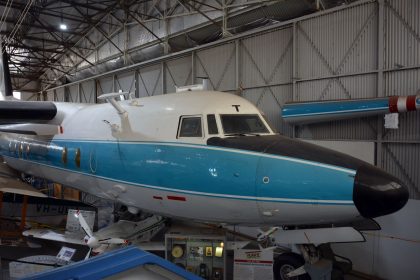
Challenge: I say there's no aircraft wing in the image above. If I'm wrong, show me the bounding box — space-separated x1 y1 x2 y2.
95 216 165 240
23 229 85 245
0 123 62 135
95 220 144 240
0 176 47 197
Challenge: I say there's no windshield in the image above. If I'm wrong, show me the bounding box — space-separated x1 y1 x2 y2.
221 114 269 135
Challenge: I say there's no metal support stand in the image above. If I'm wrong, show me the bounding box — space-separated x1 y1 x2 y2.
19 195 28 232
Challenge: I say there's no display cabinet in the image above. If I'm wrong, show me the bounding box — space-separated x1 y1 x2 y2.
165 234 226 280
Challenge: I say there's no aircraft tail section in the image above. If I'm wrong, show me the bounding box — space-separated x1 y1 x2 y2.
0 47 58 125
0 47 13 100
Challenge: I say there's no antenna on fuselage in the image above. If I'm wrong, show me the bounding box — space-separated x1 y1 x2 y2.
197 76 209 90
98 91 130 117
175 77 209 92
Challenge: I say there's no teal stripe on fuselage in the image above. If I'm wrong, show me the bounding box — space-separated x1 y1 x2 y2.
3 139 355 202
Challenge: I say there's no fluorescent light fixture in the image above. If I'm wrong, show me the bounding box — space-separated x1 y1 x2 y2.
59 23 67 30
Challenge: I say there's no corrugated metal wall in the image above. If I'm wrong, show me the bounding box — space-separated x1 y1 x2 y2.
381 0 420 199
46 0 420 199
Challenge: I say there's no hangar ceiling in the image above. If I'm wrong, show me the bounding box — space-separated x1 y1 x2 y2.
0 0 355 93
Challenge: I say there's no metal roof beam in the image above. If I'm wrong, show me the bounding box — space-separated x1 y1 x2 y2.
72 6 126 58
7 44 65 54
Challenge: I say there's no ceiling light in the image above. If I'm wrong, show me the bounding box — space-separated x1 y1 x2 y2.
59 23 67 30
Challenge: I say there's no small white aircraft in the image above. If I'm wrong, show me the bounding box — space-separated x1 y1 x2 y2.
23 210 165 256
257 227 280 242
0 49 408 236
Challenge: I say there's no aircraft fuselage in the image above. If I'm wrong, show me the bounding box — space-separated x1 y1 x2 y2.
0 91 408 226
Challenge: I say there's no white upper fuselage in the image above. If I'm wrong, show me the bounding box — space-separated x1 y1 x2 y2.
54 90 274 143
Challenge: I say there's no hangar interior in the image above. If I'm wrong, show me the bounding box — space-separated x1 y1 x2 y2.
0 0 419 279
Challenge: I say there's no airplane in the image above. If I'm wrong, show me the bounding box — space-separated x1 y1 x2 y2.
0 49 409 233
23 210 166 257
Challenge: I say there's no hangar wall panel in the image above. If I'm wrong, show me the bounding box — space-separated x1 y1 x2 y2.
46 91 55 102
98 77 114 94
137 64 162 97
241 28 293 89
296 74 378 101
382 143 420 198
333 199 420 279
115 72 136 94
296 2 377 79
67 85 80 103
384 0 420 69
97 77 114 103
296 118 378 141
164 56 192 93
196 43 236 91
80 81 95 103
54 87 65 102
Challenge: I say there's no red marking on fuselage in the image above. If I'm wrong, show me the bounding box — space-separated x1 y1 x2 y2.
167 195 186 201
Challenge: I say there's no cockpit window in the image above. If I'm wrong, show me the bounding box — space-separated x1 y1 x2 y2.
221 114 269 134
207 114 218 135
178 116 203 137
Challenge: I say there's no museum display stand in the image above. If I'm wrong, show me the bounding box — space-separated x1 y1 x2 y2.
165 234 226 280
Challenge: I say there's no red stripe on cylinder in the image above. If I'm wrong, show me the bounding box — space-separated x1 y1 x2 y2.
389 96 399 113
167 195 186 201
406 95 416 111
153 196 163 200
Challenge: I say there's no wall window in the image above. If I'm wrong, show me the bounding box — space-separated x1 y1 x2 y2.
178 116 203 137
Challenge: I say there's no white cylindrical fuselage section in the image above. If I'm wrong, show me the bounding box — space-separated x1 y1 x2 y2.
282 94 420 124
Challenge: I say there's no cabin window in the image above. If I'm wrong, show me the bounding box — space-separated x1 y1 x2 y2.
221 114 269 135
178 116 203 137
207 114 218 135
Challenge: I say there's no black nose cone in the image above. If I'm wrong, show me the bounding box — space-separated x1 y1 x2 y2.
353 165 409 218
